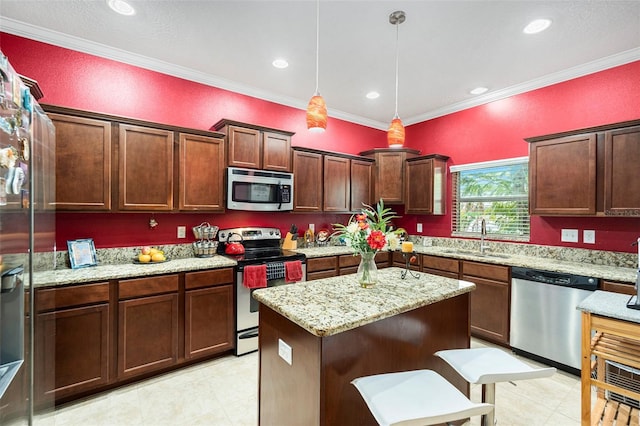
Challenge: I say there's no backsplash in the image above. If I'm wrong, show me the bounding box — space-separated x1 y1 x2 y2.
32 237 637 271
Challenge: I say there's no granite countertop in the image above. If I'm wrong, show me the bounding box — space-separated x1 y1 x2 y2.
577 290 640 324
296 245 637 283
32 256 237 287
252 267 475 337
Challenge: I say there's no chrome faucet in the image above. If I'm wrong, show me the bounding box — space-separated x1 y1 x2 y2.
480 218 489 254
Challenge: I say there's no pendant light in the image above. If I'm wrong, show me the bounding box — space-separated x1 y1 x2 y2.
388 10 406 148
306 0 327 132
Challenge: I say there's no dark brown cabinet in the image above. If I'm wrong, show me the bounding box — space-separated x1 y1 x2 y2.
177 133 225 211
118 124 174 211
405 155 448 215
422 255 460 280
34 283 111 402
600 280 635 295
184 269 234 359
527 120 640 216
117 275 179 380
306 256 339 281
48 113 112 211
323 155 350 212
292 149 323 212
391 250 421 271
213 120 293 171
350 159 373 211
338 252 390 275
462 261 510 345
360 148 420 204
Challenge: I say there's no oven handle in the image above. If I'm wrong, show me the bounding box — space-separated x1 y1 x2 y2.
239 329 259 340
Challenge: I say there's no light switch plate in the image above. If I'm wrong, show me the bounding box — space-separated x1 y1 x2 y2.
584 230 596 244
417 223 423 233
278 339 292 365
177 226 186 238
561 229 579 243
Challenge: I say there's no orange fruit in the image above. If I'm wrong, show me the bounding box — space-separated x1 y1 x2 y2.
138 254 151 263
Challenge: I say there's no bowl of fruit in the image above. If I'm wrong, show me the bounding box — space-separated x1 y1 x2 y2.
134 246 168 264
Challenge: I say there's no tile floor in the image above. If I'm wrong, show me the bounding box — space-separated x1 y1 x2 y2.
32 338 582 425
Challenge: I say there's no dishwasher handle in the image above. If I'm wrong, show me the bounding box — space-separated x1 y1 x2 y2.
512 266 598 290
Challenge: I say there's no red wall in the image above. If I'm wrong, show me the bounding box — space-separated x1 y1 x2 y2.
2 33 639 252
402 60 640 252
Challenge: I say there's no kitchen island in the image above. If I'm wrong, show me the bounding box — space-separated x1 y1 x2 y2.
253 267 475 425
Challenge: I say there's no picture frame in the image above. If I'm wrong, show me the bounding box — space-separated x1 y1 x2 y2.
67 238 98 269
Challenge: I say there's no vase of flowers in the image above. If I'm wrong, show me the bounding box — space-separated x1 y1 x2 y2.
333 200 401 288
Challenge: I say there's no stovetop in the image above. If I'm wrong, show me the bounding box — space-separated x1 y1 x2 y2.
216 227 305 267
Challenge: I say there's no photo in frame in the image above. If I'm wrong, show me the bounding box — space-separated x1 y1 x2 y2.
67 238 98 269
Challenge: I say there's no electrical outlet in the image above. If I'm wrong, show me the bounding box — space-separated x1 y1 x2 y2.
177 226 186 238
309 224 315 232
278 339 292 365
417 223 423 233
584 230 596 244
561 229 579 243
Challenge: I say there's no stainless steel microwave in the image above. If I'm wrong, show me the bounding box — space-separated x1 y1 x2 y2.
227 167 294 211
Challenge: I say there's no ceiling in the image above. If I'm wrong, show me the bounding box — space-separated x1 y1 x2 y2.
1 1 639 130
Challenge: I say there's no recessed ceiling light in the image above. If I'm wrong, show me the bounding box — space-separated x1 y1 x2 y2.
272 59 289 69
470 87 489 95
523 19 552 34
107 0 135 16
366 91 380 100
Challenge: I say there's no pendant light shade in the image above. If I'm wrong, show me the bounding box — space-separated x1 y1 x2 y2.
387 11 406 147
307 94 327 132
307 0 327 132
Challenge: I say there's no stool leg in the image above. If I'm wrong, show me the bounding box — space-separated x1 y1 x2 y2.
482 383 496 426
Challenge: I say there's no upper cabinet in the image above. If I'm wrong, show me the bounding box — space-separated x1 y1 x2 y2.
48 113 112 211
405 154 449 215
213 119 294 172
43 105 226 213
292 147 373 213
527 119 640 216
359 148 420 204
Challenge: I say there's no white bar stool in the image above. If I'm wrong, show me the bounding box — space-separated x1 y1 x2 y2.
351 369 494 426
435 347 556 426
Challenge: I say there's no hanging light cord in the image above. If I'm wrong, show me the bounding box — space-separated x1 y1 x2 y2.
314 0 320 95
393 18 400 118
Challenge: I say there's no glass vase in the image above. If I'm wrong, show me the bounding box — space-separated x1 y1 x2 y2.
357 252 378 288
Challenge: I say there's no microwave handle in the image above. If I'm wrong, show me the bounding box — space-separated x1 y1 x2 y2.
276 182 283 210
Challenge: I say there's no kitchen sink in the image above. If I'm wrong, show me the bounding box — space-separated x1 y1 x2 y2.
441 249 511 259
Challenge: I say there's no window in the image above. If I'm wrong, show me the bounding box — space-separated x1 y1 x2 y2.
451 157 529 241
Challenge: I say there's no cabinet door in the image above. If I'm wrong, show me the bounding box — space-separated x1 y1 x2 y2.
529 134 597 215
323 156 350 212
350 160 372 211
466 276 510 344
263 131 291 172
228 125 262 169
35 304 110 402
405 158 434 214
118 293 179 380
375 152 405 204
48 113 112 211
178 133 225 211
185 285 234 359
118 124 174 210
604 125 640 215
292 150 323 212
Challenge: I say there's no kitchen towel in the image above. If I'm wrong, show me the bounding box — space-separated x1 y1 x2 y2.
285 260 303 283
243 264 267 289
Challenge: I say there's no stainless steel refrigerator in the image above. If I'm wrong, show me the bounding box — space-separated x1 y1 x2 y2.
0 50 56 425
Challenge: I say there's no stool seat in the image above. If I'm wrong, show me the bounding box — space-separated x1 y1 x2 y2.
435 347 556 385
351 369 493 426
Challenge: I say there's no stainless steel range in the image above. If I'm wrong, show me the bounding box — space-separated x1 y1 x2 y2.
218 227 306 356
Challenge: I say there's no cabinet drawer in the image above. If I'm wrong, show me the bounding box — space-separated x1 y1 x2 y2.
340 266 358 276
307 256 338 273
375 251 391 265
339 255 360 268
422 255 459 274
307 270 338 281
118 274 179 299
36 282 110 312
601 280 635 295
462 261 510 282
185 268 234 290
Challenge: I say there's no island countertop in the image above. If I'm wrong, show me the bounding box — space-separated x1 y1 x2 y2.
577 290 640 324
252 267 475 337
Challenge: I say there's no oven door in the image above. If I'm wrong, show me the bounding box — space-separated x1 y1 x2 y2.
235 264 306 356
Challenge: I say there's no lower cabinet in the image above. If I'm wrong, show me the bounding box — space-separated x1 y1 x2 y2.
422 255 460 279
117 275 179 380
462 261 511 345
184 269 234 360
392 251 421 271
600 280 635 295
34 282 111 403
307 256 339 281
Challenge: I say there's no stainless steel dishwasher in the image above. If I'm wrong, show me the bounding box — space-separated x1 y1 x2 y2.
510 266 598 375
